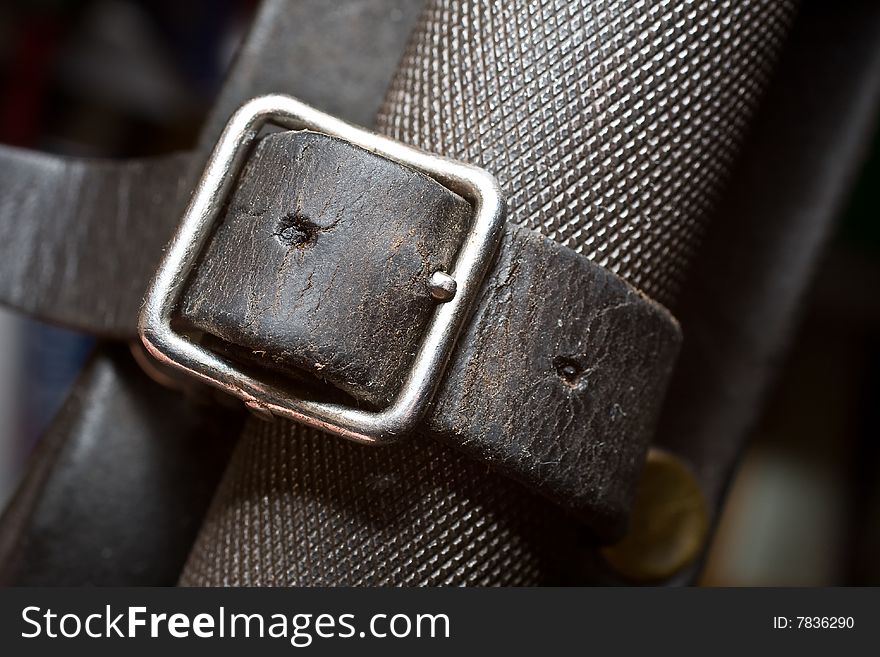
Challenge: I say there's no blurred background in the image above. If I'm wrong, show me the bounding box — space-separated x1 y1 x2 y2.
0 0 254 507
0 0 877 585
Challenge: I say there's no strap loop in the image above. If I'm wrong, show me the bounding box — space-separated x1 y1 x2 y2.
168 121 681 539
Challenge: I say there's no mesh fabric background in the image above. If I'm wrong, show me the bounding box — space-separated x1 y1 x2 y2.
181 0 795 586
377 0 796 306
180 424 575 586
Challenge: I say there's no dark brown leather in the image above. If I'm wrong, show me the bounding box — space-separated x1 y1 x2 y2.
179 131 470 407
0 148 191 338
426 225 679 536
0 346 241 586
4 0 855 587
176 130 681 538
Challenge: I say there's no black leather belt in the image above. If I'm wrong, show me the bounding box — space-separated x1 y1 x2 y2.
3 0 866 586
137 95 681 539
0 1 691 545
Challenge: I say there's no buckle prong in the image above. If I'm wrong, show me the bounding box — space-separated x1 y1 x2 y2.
138 94 505 445
428 271 458 302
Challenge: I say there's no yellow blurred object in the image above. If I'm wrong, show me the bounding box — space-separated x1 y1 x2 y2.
602 448 708 582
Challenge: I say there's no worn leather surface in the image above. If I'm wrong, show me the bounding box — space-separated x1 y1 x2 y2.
0 346 241 586
7 0 857 587
181 0 798 585
180 131 470 407
427 227 679 535
177 130 681 537
2 0 594 588
0 0 424 338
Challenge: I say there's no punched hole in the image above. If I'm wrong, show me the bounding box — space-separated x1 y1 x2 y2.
275 212 321 248
553 355 586 389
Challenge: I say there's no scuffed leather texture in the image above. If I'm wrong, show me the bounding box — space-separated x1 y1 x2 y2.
428 227 680 537
179 131 470 407
183 0 797 585
0 347 241 586
0 149 191 338
177 130 681 536
9 0 857 588
2 0 590 589
377 0 797 309
0 0 425 338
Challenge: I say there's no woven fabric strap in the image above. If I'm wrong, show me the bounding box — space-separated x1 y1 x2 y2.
179 0 794 585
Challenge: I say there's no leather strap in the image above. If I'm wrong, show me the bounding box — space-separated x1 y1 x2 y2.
177 130 681 537
0 123 680 537
179 131 471 408
0 0 424 339
0 147 191 338
0 346 241 585
0 0 807 585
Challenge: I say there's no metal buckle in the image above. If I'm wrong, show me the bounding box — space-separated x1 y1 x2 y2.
138 94 505 445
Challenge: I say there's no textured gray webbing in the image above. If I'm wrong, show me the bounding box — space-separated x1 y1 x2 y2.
179 0 795 586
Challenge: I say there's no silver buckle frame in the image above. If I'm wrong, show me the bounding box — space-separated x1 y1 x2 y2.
138 94 505 445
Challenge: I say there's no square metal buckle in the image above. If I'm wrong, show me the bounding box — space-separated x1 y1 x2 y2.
138 94 505 445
